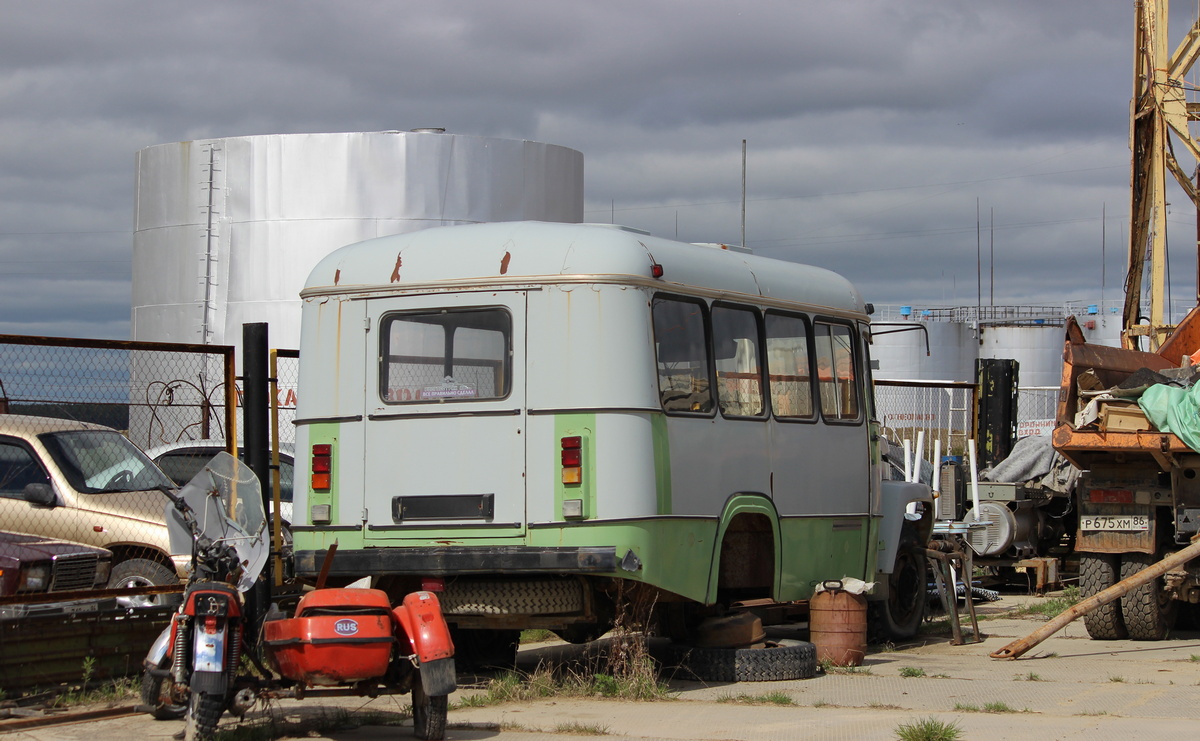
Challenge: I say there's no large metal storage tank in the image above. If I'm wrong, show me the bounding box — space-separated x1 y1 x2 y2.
132 130 583 348
129 130 583 447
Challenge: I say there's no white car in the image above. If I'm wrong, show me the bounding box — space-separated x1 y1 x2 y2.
145 441 294 525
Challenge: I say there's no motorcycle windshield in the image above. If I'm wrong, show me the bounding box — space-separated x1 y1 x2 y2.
166 451 268 591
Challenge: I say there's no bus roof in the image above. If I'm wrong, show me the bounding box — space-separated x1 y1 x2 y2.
302 221 868 317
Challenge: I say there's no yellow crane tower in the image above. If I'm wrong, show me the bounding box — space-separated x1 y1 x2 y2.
1126 0 1200 349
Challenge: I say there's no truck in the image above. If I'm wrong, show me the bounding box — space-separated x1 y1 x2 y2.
1053 310 1200 639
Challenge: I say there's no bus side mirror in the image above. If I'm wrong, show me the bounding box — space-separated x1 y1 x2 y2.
23 483 56 508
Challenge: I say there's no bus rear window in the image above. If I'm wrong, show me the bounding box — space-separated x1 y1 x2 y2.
381 309 511 403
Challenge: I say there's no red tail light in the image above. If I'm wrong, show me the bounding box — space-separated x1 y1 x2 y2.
561 436 582 485
312 444 332 490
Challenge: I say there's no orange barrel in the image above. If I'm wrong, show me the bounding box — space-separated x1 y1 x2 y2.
809 580 867 666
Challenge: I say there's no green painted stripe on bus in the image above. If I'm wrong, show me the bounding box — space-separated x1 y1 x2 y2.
651 413 671 515
775 515 874 601
554 413 597 520
308 421 340 524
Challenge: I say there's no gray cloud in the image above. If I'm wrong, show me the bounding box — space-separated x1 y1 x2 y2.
0 1 1191 337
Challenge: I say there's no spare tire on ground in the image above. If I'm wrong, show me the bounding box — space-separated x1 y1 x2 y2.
667 639 817 682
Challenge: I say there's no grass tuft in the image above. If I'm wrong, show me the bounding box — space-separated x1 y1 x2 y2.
899 666 927 678
895 716 963 741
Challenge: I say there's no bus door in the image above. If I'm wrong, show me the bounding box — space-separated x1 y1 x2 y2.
361 291 528 540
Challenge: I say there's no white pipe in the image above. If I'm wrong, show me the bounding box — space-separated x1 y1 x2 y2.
968 438 982 521
931 439 942 499
914 430 926 484
903 439 912 483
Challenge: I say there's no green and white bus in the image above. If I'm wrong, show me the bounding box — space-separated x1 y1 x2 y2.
291 221 932 650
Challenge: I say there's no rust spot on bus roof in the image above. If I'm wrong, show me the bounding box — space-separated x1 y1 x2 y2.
390 254 403 283
334 269 340 285
500 251 512 275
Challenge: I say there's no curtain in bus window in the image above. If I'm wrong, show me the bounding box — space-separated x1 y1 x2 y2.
712 306 764 417
652 297 713 413
766 313 814 419
815 323 859 420
382 309 510 403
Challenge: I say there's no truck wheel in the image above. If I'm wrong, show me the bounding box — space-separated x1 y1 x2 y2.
869 528 927 640
1080 552 1126 639
109 558 178 608
1120 551 1177 641
412 672 448 740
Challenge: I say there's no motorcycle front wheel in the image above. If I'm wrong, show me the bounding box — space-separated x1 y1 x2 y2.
184 691 224 741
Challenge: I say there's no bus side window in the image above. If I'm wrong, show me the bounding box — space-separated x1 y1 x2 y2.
766 312 814 419
814 322 860 421
712 305 764 417
652 297 713 414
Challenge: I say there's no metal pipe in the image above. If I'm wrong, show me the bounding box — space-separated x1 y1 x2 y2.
990 535 1200 659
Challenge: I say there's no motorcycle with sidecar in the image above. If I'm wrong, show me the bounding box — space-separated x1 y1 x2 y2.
140 452 455 740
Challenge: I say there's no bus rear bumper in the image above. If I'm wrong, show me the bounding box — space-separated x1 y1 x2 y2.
295 545 619 579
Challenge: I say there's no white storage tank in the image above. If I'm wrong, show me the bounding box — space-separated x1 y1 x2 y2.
131 130 584 348
128 130 582 447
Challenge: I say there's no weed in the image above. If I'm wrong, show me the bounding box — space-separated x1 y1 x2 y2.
716 691 794 706
869 702 904 710
899 666 927 678
1190 655 1200 663
894 716 963 741
1016 672 1042 681
554 721 610 735
954 701 1016 714
1109 675 1125 683
520 629 556 644
1009 586 1080 619
825 664 873 675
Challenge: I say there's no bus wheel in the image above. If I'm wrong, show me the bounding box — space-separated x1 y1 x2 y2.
870 536 927 641
668 639 816 682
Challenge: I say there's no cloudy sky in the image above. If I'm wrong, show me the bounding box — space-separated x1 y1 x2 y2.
2 1 1198 339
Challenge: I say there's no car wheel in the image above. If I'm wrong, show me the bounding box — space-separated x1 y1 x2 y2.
109 558 177 608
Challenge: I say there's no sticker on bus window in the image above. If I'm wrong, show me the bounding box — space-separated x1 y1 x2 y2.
420 378 477 399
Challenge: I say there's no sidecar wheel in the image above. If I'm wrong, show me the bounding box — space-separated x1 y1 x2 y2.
412 673 448 741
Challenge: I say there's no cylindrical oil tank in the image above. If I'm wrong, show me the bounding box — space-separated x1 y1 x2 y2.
977 325 1065 388
128 131 582 448
132 130 583 349
871 320 975 382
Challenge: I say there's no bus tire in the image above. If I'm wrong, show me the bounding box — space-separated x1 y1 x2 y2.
1120 551 1176 641
1080 552 1127 640
869 529 927 641
668 639 817 682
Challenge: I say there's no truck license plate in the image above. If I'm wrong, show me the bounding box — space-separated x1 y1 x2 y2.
1080 514 1150 531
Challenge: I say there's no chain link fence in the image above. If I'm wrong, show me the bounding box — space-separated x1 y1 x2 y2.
875 379 977 460
0 335 235 600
